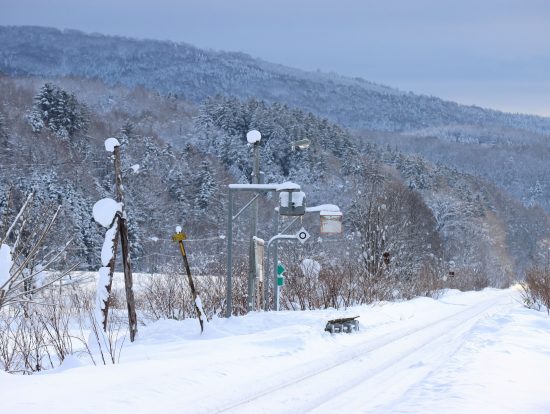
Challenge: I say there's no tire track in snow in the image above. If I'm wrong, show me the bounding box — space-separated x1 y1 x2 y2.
211 290 511 414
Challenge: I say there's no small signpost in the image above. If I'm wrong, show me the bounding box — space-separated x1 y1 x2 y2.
296 227 310 244
276 262 285 311
172 226 206 333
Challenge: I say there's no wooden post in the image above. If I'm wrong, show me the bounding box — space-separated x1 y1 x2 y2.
173 229 205 333
97 144 139 341
99 149 122 332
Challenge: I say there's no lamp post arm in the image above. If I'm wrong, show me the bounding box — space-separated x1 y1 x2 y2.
267 234 299 251
233 193 261 221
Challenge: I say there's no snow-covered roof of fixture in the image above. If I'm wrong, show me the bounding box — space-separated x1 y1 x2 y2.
229 181 300 192
305 204 341 213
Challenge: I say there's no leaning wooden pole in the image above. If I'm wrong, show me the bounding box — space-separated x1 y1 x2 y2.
172 227 205 333
113 145 138 342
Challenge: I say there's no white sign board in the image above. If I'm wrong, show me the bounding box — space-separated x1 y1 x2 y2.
320 211 343 234
254 237 265 282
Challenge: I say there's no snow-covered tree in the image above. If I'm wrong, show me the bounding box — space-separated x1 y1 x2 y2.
194 161 217 211
28 83 89 140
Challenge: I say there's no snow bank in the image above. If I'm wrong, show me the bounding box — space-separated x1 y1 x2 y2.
3 288 550 414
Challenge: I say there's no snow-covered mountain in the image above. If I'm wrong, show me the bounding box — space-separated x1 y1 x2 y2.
1 25 550 133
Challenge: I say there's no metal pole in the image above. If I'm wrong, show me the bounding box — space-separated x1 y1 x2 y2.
226 190 233 317
247 142 260 312
272 214 279 311
265 213 278 311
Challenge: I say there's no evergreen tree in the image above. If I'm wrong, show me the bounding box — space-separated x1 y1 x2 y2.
28 83 89 140
194 161 217 211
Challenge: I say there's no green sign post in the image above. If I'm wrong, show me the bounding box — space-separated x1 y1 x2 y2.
277 263 285 286
276 262 285 308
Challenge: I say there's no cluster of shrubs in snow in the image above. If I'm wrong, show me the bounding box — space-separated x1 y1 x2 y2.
521 266 550 315
0 252 495 375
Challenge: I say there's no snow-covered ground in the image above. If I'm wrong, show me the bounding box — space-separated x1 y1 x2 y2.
2 286 550 413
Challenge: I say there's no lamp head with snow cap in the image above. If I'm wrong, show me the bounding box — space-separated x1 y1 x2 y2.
246 130 261 145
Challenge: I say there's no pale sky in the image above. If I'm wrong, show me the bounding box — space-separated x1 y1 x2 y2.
2 0 549 116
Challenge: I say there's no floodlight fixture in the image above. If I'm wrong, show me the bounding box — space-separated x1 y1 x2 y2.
291 138 311 150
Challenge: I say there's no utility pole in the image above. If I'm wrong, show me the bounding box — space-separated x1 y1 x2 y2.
226 190 233 317
247 130 261 312
113 145 138 342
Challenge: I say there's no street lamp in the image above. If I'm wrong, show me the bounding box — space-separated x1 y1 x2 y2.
291 138 311 151
246 130 261 312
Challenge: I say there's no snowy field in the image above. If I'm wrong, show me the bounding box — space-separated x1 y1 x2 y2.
2 286 550 413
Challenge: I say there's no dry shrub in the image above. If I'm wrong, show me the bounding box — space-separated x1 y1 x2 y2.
280 258 452 311
137 272 188 320
520 266 550 314
0 283 127 373
0 288 80 374
446 267 490 292
405 261 446 299
135 256 250 320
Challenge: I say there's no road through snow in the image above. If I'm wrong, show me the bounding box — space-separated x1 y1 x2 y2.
2 287 550 414
214 289 512 413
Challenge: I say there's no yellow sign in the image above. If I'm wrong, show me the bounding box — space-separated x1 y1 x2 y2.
172 232 187 242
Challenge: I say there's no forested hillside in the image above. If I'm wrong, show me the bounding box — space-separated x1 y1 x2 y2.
1 75 548 290
2 26 549 214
